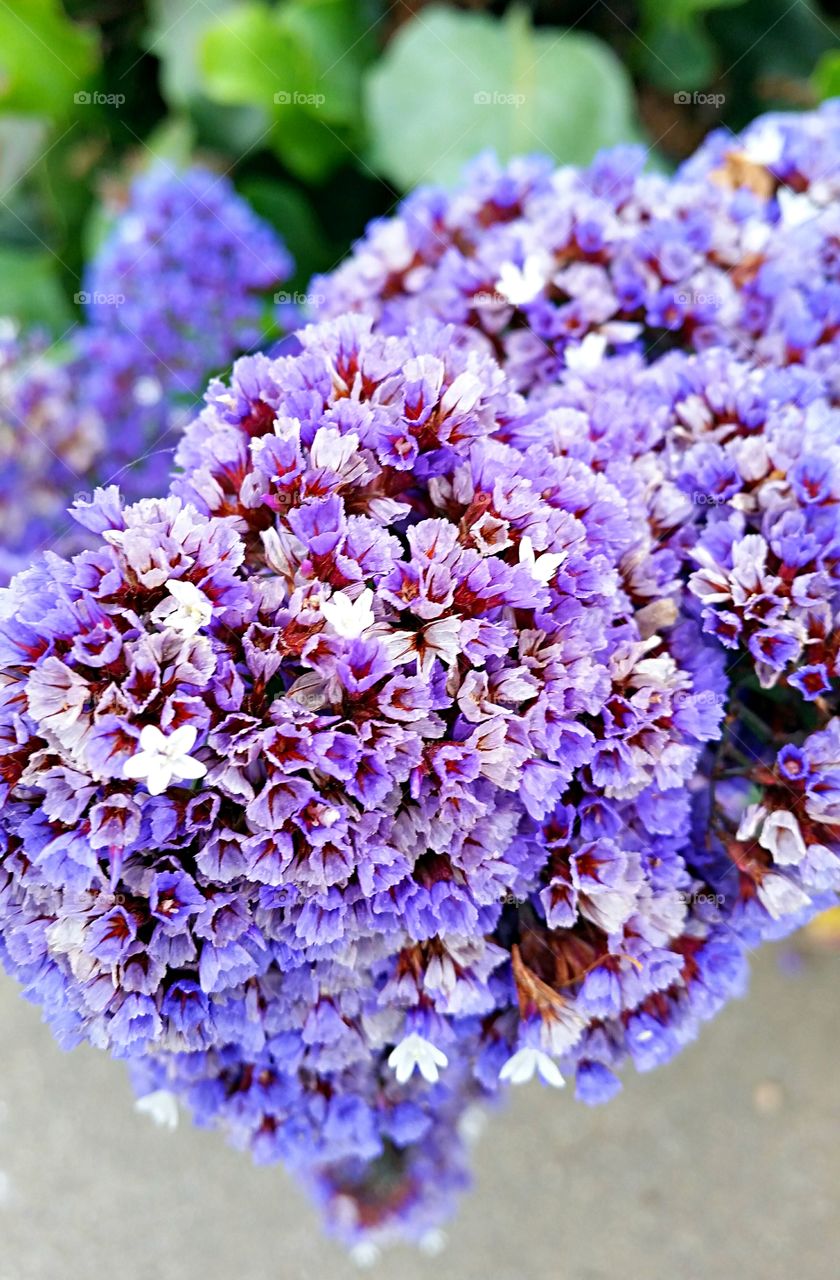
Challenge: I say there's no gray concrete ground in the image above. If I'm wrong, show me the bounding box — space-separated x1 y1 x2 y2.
0 940 837 1280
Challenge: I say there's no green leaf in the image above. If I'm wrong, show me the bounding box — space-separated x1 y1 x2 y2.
813 50 840 102
363 5 640 190
145 0 242 108
198 0 373 180
0 245 74 331
279 0 376 126
0 115 50 195
199 3 291 110
650 0 747 14
268 110 353 182
141 115 197 168
199 0 371 123
636 11 719 91
708 0 836 85
0 0 99 121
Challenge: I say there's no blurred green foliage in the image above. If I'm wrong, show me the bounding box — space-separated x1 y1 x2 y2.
0 0 99 119
366 6 639 187
0 0 836 331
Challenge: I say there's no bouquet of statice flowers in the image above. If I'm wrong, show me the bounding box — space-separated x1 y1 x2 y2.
1 105 840 1254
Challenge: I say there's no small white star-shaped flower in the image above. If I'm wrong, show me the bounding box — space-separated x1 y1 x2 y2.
499 1046 565 1089
123 724 207 796
135 1089 179 1130
321 587 375 639
495 254 551 306
152 578 213 637
519 536 565 585
387 1033 449 1085
564 332 607 373
743 123 784 168
133 375 163 407
776 187 820 228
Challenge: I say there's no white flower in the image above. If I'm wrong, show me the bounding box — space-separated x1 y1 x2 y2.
123 724 207 796
135 1089 179 1130
564 332 607 373
495 253 551 306
758 873 811 921
742 220 772 254
743 123 784 168
440 369 482 419
776 187 820 228
133 375 162 407
758 810 807 865
152 578 213 637
320 587 375 638
419 1229 447 1257
309 426 366 480
349 1242 380 1270
374 219 414 271
499 1046 565 1089
378 616 461 676
457 1105 487 1145
519 535 565 585
387 1033 449 1085
120 214 146 244
736 802 766 843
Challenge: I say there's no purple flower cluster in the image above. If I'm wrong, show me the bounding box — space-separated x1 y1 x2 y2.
2 105 840 1250
0 315 726 1246
0 166 292 583
314 100 840 394
79 164 292 488
516 341 840 940
0 323 104 585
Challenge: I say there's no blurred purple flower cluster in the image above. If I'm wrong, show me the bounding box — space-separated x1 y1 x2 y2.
0 165 291 585
2 105 840 1254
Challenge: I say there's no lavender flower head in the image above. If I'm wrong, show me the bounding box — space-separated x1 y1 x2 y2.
0 322 105 585
313 103 840 394
78 164 293 493
0 166 292 582
0 314 740 1245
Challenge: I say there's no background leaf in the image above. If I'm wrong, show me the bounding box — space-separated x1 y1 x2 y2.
0 0 99 121
198 0 374 181
145 0 242 109
0 116 50 196
814 50 840 101
0 245 74 331
363 5 640 190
